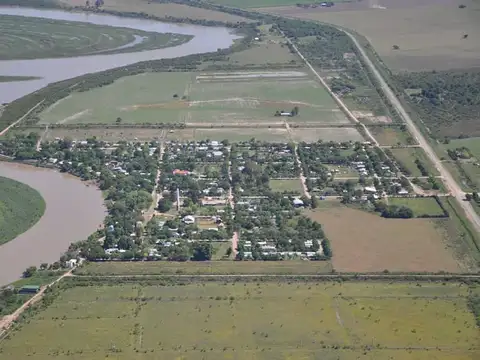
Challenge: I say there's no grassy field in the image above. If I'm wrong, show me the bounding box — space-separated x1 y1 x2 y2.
38 71 349 126
0 14 191 60
58 0 252 22
306 205 462 273
290 127 364 142
74 260 333 275
391 147 440 177
443 137 480 159
388 197 445 217
0 176 46 246
0 281 478 359
269 179 303 193
369 126 416 146
259 0 480 72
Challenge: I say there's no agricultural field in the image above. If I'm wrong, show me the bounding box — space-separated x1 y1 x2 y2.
388 197 446 217
0 15 191 60
259 0 480 72
57 0 252 22
390 147 440 177
38 71 349 126
0 281 478 359
306 205 464 273
0 176 46 246
369 126 416 146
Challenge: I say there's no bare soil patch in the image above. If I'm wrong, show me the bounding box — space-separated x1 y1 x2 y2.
306 206 460 273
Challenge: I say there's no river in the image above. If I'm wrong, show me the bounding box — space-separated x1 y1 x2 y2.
0 7 237 285
0 162 106 286
0 7 239 104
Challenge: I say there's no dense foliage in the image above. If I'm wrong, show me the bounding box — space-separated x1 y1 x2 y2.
0 175 46 245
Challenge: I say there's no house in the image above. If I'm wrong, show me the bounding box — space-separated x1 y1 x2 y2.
398 188 409 195
173 169 190 176
280 112 292 116
66 259 77 268
212 151 223 157
364 186 377 193
183 215 195 225
293 198 304 207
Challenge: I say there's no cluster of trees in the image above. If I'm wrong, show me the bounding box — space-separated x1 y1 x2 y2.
374 202 414 219
395 70 480 138
465 192 480 203
447 147 471 160
274 106 299 117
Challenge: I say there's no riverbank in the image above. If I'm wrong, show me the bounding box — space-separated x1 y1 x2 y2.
0 162 105 286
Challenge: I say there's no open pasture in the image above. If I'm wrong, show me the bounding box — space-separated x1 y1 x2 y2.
290 127 364 142
269 178 303 193
260 0 480 72
369 126 416 146
38 71 349 126
388 197 446 217
391 147 440 177
306 205 462 273
0 281 478 360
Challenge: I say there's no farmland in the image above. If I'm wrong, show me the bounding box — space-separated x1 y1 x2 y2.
0 281 478 359
306 205 464 273
259 0 480 72
38 70 350 126
0 176 46 246
0 14 192 60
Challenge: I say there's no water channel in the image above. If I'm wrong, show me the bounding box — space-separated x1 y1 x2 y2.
0 7 238 285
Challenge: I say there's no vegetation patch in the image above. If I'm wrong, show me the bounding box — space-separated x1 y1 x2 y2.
0 176 46 245
389 147 439 177
0 281 478 359
368 126 416 146
388 197 446 217
0 14 192 60
269 179 303 193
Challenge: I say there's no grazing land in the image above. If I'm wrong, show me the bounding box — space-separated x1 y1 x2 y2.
74 260 333 275
58 0 252 22
0 176 45 246
306 206 463 273
368 126 416 146
0 281 478 359
259 0 480 72
38 71 349 126
0 14 192 60
390 147 440 177
388 197 445 217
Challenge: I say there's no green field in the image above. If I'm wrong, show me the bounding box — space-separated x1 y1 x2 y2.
0 176 46 245
38 71 349 126
388 197 445 217
1 281 478 359
74 260 333 275
443 137 480 160
369 126 415 146
391 147 440 177
0 14 191 60
269 179 303 193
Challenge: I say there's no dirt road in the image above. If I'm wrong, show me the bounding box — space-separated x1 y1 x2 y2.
0 269 74 337
0 99 45 136
343 31 480 234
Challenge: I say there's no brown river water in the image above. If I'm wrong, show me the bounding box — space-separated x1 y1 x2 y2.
0 162 106 286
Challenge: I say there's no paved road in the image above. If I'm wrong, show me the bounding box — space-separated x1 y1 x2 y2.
343 32 480 234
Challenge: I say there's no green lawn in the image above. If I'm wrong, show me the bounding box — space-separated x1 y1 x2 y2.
388 197 445 217
0 14 191 60
369 126 416 146
0 176 46 245
391 148 440 177
0 281 478 359
443 137 480 159
269 179 303 193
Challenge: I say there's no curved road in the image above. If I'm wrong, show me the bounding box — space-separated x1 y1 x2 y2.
342 32 480 235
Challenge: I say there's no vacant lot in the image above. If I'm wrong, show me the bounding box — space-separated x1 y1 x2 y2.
290 127 364 142
391 147 440 177
39 71 348 126
306 206 461 272
1 281 478 359
269 179 303 193
443 137 480 159
0 14 191 60
58 0 251 22
389 197 445 217
369 126 416 146
74 260 333 275
260 1 480 72
0 176 45 246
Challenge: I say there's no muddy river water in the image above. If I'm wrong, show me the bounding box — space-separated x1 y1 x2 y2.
0 8 238 285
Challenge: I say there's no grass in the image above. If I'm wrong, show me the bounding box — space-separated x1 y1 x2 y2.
442 137 480 160
74 260 333 275
0 176 46 245
269 179 303 193
388 197 445 217
0 281 478 359
263 1 480 72
211 0 348 8
305 204 462 273
38 71 348 126
369 126 416 146
0 76 40 83
0 14 191 60
391 147 440 177
290 127 364 142
58 0 252 22
212 242 232 260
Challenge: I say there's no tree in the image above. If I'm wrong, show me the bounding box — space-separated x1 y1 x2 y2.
465 193 473 201
85 0 90 7
116 117 122 124
392 45 400 50
40 263 49 270
226 247 233 257
311 195 318 209
463 34 469 39
459 4 466 8
23 266 37 278
157 198 172 213
192 242 213 261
